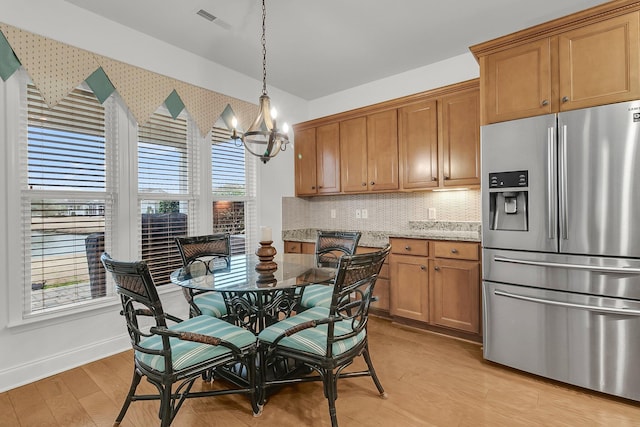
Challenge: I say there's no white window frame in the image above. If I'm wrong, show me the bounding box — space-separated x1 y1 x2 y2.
3 70 259 325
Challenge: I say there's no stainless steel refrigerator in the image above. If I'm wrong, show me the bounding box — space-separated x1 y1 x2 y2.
481 100 640 402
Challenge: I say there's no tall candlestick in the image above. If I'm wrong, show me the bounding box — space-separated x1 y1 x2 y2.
260 226 272 242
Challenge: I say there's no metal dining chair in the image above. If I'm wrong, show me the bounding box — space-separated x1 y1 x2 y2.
101 253 260 426
297 230 361 310
174 234 231 319
258 245 391 427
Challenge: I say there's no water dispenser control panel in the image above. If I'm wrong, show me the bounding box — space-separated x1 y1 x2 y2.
489 170 528 188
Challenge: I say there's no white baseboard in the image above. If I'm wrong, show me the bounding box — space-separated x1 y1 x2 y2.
0 334 130 393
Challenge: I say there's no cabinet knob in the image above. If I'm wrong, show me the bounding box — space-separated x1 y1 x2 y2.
541 99 549 106
444 175 450 180
311 186 316 190
421 265 427 271
562 96 569 103
434 266 440 271
451 248 458 254
362 182 367 186
405 245 411 251
370 181 375 186
318 185 323 188
432 177 437 181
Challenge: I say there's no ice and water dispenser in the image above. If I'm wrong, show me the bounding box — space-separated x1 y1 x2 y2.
488 170 529 231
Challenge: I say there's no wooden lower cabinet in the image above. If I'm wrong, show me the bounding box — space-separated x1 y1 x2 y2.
284 241 315 254
389 237 481 340
357 246 390 315
430 258 480 334
389 253 429 322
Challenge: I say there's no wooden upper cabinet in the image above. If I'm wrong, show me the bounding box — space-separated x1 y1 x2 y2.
366 109 399 191
315 123 341 194
399 100 439 189
440 88 480 187
481 38 552 124
473 5 640 124
558 12 640 111
294 123 341 196
340 116 368 193
294 127 318 196
295 80 478 194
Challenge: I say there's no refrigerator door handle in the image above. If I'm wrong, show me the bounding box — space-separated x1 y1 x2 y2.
494 290 640 316
494 255 640 274
547 127 556 239
558 124 569 240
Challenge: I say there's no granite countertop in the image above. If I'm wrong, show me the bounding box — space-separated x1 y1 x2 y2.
282 221 481 247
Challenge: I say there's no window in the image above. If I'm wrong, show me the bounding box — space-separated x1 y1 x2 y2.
212 127 256 255
25 84 110 312
138 111 190 285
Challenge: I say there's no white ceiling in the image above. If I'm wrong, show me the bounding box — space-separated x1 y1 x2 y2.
63 0 608 101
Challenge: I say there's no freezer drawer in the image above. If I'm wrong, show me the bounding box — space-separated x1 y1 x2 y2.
483 248 640 300
483 281 640 401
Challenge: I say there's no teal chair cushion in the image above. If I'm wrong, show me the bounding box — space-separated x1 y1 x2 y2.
299 284 334 309
258 307 365 357
136 315 255 372
194 292 227 317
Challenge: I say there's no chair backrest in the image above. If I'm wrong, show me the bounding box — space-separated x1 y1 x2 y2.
175 233 231 272
101 253 173 368
315 230 362 268
326 244 391 356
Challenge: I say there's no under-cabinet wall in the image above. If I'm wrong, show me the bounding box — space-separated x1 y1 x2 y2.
282 190 480 233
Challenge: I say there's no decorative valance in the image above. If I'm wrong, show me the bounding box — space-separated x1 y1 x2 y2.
0 23 257 137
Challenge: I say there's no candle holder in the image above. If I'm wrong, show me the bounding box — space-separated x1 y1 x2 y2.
255 240 277 271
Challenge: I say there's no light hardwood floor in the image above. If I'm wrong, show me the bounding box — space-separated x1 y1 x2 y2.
2 317 639 426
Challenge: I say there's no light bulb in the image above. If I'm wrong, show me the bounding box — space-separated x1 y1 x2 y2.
231 117 238 129
271 108 278 120
282 122 289 133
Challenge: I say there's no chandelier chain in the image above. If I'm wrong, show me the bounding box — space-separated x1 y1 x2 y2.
261 0 267 96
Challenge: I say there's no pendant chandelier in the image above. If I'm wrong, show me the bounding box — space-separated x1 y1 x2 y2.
232 0 289 164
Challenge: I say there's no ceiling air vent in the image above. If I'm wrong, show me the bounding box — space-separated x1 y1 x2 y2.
196 9 217 22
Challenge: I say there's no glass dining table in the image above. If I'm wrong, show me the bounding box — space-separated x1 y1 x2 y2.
170 253 335 332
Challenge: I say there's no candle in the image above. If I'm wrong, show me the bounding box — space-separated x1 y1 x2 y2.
260 226 272 242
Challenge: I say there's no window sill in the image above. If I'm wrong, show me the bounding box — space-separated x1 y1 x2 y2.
7 285 183 331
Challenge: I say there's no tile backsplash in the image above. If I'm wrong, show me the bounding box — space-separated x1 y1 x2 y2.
282 189 480 232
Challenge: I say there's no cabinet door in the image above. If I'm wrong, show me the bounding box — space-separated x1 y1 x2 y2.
482 38 551 124
430 258 480 333
284 241 302 253
340 117 368 193
390 254 428 322
440 89 480 187
558 12 640 111
294 128 317 196
399 100 439 189
301 242 316 254
316 123 341 194
367 110 399 191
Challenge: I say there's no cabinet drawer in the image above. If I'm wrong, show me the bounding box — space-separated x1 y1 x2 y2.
284 241 302 253
433 241 478 260
390 238 428 256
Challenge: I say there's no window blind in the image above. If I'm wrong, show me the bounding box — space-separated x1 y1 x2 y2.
138 112 189 285
26 84 108 312
211 127 256 255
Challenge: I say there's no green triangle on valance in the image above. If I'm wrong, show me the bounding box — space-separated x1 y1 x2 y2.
220 104 241 131
0 30 20 81
165 90 185 119
85 67 116 103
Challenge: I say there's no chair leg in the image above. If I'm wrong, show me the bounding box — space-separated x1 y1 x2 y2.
325 369 340 427
362 345 387 398
115 369 142 425
159 383 172 427
247 353 263 416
